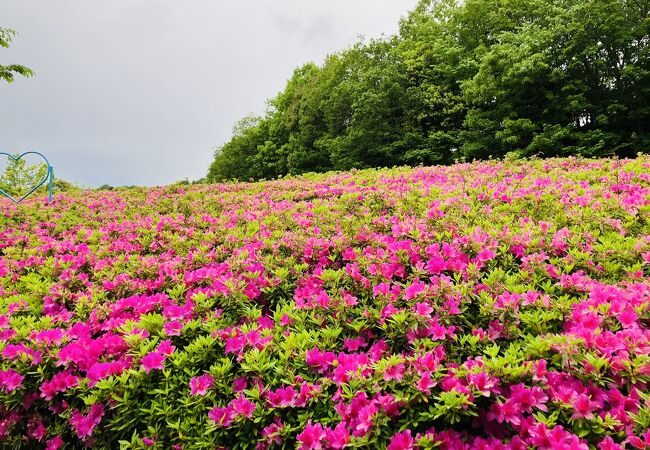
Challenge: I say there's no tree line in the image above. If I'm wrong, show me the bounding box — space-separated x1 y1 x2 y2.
207 0 649 181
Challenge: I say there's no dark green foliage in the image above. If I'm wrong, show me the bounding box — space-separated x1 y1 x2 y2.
207 0 650 181
461 0 650 159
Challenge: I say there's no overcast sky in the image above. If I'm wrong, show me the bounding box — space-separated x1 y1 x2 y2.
1 1 418 187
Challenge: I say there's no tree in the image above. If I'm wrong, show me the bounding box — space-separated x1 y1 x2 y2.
0 155 48 197
206 115 267 182
0 27 33 83
397 0 469 165
460 0 650 159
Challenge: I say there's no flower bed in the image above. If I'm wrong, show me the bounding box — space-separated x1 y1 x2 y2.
0 157 649 449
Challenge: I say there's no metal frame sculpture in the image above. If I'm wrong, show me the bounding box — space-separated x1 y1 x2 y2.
0 151 54 203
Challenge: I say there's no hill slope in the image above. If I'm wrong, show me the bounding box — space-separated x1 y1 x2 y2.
1 158 649 448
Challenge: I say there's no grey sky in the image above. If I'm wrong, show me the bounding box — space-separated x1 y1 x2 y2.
1 1 418 187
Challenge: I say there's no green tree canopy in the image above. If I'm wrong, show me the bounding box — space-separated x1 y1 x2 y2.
207 0 650 182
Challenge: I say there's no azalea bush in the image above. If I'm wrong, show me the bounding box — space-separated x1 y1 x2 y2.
1 157 649 449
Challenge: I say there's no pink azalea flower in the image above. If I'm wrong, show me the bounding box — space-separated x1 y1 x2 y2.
163 320 183 336
376 393 401 417
487 400 522 426
141 351 166 373
429 321 448 340
510 383 548 412
467 371 498 397
87 360 130 387
27 418 47 441
0 369 24 392
267 386 297 407
373 282 391 297
343 336 367 352
413 302 433 317
325 422 350 449
297 420 326 450
295 382 321 407
598 436 624 450
477 247 496 262
427 254 446 274
280 314 293 326
625 435 646 449
305 348 336 373
618 307 637 328
417 371 435 394
40 371 79 400
189 373 214 396
225 334 247 354
571 393 599 420
404 280 426 300
232 376 248 392
384 363 405 382
208 406 235 427
381 303 399 319
230 394 256 418
528 423 588 449
531 359 548 381
70 403 105 439
353 403 377 436
45 436 64 450
639 250 650 265
387 430 414 450
261 419 284 447
157 339 176 355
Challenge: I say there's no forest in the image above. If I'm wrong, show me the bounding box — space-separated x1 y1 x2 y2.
207 0 649 181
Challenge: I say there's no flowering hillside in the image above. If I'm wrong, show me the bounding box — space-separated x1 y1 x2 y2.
1 158 650 449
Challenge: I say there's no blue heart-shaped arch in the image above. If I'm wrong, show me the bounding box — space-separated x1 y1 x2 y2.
0 151 53 204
